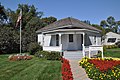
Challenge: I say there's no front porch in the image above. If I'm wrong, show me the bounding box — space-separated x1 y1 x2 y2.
42 30 103 58
43 31 86 52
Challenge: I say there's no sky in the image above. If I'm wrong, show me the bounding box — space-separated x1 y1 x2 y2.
0 0 120 24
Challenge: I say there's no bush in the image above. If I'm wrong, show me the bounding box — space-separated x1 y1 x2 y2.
35 51 61 60
27 42 42 55
46 51 61 60
96 51 102 57
115 41 120 48
103 46 106 52
103 45 118 49
35 50 49 58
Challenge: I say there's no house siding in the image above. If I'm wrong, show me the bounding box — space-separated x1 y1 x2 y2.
104 32 120 45
38 34 43 45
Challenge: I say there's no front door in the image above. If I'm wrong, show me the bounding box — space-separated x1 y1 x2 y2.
67 34 77 50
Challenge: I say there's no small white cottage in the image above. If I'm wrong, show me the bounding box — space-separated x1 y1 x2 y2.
36 17 103 58
103 32 120 45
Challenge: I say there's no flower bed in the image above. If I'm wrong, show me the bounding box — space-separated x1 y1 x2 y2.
79 57 120 80
8 54 32 61
61 58 73 80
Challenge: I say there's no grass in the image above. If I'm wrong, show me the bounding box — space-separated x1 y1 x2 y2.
0 54 62 80
104 48 120 58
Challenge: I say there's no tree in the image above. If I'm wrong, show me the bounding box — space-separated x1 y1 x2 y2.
92 24 106 35
0 26 19 53
41 16 57 26
100 16 120 33
116 21 120 33
100 20 108 28
0 3 57 53
107 16 116 29
0 3 7 25
81 20 91 25
6 4 43 29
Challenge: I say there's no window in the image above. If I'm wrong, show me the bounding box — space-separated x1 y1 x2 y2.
56 34 59 46
69 34 73 42
94 36 96 44
107 38 116 43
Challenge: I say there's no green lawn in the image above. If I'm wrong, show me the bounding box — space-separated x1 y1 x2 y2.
0 55 62 80
104 48 120 58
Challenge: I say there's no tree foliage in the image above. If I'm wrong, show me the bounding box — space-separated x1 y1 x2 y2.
0 26 19 53
100 16 120 33
0 3 57 53
92 24 106 35
0 3 7 25
41 16 57 26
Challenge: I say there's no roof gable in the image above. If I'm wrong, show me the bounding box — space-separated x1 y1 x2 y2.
106 32 120 37
37 17 101 32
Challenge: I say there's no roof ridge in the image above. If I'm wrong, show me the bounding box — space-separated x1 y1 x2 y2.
68 17 73 25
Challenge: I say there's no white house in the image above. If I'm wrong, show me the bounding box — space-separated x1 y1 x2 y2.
103 32 120 45
36 17 103 59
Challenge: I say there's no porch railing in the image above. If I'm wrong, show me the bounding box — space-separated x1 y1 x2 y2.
82 44 103 58
43 44 62 52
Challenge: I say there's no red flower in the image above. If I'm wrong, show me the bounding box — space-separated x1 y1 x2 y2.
88 59 120 72
61 58 73 80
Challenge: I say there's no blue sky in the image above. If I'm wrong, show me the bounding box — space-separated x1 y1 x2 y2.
0 0 120 24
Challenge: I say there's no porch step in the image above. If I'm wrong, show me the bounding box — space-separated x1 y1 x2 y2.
63 51 83 60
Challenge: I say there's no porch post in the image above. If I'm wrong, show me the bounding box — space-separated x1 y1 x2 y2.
59 34 63 56
82 33 85 57
42 33 44 46
59 34 62 51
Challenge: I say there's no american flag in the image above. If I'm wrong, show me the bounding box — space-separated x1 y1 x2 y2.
16 10 22 27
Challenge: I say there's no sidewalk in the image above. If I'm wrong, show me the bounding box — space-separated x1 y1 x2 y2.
69 60 91 80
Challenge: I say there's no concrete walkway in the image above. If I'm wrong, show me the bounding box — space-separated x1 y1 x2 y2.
69 60 91 80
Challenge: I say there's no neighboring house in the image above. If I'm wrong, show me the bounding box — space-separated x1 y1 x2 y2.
103 32 120 45
36 17 103 58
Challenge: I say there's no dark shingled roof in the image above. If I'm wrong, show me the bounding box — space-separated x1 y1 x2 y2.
37 17 101 32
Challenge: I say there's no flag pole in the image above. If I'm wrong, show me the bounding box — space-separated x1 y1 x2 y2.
20 9 22 54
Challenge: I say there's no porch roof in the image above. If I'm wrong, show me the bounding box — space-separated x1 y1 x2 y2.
36 17 101 33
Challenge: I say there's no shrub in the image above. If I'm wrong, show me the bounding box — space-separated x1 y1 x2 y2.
115 41 120 48
103 45 118 49
35 50 49 58
103 46 106 52
27 42 42 55
96 51 102 57
35 51 61 60
46 51 61 60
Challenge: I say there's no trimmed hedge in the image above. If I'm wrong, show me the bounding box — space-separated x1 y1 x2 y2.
47 51 61 60
103 45 118 49
35 50 48 58
35 51 61 60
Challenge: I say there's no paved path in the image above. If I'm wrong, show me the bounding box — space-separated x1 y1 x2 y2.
69 60 91 80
